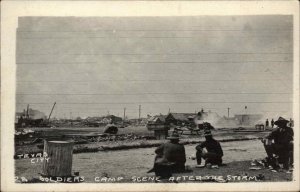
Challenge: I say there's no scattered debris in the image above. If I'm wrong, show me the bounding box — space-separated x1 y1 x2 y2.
31 138 43 144
104 124 118 134
211 165 219 169
228 149 247 152
249 167 262 170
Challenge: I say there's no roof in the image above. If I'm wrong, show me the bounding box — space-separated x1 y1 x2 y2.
168 113 196 121
156 115 167 122
148 115 167 123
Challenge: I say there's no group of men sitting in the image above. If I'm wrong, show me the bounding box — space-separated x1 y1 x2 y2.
148 117 294 179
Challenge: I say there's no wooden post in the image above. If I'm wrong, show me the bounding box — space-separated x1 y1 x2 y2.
42 140 74 177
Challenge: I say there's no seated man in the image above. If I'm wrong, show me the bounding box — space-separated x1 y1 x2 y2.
148 132 186 178
262 117 293 170
195 130 223 167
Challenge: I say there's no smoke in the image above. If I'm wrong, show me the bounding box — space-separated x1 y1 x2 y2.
214 117 241 128
28 108 47 120
194 112 223 128
194 111 280 128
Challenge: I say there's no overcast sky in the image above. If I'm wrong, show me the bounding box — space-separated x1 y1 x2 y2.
16 16 293 119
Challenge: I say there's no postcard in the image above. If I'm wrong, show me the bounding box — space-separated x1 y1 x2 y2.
1 1 299 191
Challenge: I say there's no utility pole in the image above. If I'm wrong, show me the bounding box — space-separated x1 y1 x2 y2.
168 108 171 114
227 107 230 118
138 105 141 123
123 107 126 122
26 104 30 119
48 102 56 121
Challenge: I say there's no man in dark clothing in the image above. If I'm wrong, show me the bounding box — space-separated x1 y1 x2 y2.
262 117 293 170
148 132 186 178
265 119 269 129
271 119 275 128
196 130 223 167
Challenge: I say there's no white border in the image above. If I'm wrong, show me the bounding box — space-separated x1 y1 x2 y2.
1 1 299 191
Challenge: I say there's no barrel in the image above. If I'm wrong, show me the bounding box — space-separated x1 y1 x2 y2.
42 140 74 177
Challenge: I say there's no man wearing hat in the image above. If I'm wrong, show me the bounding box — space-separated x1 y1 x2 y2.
148 132 186 178
195 130 223 168
262 117 294 170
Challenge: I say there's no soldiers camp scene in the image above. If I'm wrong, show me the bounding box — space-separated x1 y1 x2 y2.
14 15 295 184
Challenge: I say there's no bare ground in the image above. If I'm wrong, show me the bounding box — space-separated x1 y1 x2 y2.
15 139 293 183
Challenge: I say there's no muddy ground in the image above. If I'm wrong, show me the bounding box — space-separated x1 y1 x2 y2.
15 139 293 183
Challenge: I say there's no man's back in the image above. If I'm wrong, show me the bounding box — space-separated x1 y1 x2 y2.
155 142 186 166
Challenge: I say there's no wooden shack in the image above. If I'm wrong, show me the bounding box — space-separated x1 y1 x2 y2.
147 115 169 139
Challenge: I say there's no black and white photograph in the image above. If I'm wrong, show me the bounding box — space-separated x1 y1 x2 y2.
1 1 299 191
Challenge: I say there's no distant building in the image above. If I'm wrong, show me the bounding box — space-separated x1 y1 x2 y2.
84 115 123 126
128 118 148 125
15 108 47 128
165 113 197 125
16 108 47 120
165 111 222 126
234 114 263 126
101 115 123 124
147 114 169 140
161 111 263 128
